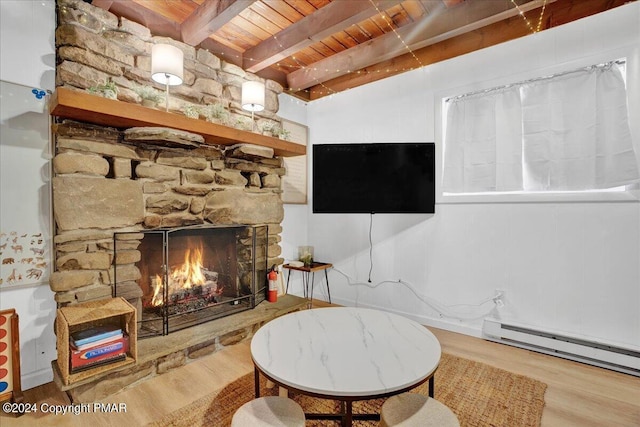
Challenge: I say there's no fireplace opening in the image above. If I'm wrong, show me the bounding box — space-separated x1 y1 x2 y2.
114 225 268 338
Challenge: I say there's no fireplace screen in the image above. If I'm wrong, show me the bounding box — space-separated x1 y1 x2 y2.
114 225 267 338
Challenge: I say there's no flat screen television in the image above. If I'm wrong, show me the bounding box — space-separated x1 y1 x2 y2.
313 143 435 214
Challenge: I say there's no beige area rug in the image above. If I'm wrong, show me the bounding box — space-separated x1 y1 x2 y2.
147 353 547 427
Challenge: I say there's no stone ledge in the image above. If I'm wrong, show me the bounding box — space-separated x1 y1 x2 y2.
138 294 306 365
53 294 307 402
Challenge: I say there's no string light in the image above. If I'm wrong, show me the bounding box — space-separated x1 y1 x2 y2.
536 1 548 33
367 0 424 68
271 32 338 96
511 0 548 34
205 1 549 98
65 0 548 99
282 0 429 97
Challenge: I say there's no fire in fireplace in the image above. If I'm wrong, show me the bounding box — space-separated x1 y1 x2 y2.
114 225 268 338
149 242 223 311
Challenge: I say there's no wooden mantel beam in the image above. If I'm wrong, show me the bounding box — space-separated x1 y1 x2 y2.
181 0 257 46
244 0 405 73
50 88 306 157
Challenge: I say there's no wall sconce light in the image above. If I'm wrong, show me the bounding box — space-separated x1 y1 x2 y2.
241 81 265 131
151 44 184 112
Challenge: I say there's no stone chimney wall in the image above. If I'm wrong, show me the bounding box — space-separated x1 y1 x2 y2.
55 0 283 127
50 0 286 306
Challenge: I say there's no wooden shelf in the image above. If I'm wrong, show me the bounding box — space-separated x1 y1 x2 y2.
49 87 306 157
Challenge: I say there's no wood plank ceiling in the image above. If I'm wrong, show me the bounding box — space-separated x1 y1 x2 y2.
91 0 632 101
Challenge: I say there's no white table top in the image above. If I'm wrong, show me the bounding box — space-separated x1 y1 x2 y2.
251 307 441 398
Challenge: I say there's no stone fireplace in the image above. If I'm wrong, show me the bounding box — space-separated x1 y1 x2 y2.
49 0 287 311
114 224 268 338
46 0 308 401
50 121 284 308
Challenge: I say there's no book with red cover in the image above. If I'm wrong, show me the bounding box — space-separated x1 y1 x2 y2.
70 353 127 373
70 335 129 370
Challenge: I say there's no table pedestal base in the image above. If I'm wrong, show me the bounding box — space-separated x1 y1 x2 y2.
254 366 435 427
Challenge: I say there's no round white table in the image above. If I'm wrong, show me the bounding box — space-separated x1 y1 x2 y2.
251 307 441 426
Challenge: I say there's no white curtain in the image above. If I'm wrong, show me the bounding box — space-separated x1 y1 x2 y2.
443 61 640 193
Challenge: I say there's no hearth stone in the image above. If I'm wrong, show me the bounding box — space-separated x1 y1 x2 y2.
52 295 307 403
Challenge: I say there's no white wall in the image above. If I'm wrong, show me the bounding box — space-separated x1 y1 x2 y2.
284 2 640 347
2 1 639 391
1 1 56 91
277 94 310 276
0 0 57 389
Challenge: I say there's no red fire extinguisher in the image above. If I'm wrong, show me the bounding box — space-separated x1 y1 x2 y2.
267 265 278 303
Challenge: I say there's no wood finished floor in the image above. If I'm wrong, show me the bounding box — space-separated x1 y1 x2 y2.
1 302 639 426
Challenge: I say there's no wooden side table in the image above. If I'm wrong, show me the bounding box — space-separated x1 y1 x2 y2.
283 262 332 304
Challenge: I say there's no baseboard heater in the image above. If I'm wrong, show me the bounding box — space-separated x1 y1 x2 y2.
482 318 640 377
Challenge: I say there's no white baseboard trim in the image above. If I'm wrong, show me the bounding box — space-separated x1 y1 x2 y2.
22 367 54 391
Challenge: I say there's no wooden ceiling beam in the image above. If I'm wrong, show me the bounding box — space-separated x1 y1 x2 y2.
181 0 258 46
200 38 245 67
287 0 547 90
545 0 630 26
91 0 114 9
308 14 533 100
307 0 630 100
254 66 290 91
441 0 465 7
244 0 406 73
92 0 183 41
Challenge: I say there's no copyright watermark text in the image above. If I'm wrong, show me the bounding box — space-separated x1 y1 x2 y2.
3 401 127 415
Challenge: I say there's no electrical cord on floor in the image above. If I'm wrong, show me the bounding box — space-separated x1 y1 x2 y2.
332 266 501 321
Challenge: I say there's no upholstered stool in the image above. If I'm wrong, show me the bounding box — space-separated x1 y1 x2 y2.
231 396 305 427
380 393 459 427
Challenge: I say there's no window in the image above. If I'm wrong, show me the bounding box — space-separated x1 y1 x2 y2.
442 60 639 195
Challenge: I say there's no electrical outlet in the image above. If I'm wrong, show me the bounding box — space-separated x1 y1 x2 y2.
494 289 505 308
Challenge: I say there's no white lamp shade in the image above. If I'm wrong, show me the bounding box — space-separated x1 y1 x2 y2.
151 44 184 86
242 81 265 112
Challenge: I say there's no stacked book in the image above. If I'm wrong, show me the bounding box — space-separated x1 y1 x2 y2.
69 326 129 373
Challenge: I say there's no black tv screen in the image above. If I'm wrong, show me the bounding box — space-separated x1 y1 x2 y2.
313 143 435 214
